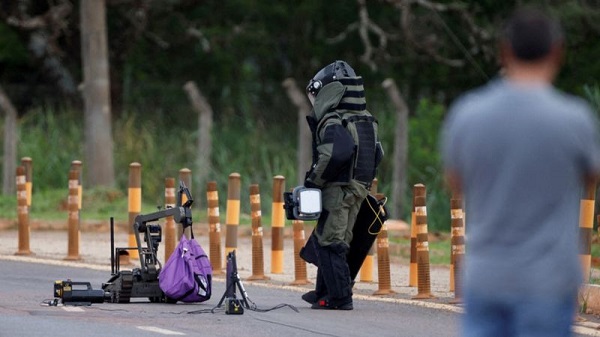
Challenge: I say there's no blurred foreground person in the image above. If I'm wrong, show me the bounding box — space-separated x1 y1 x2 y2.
441 7 600 337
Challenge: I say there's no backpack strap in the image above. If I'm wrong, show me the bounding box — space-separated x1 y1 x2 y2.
341 114 376 127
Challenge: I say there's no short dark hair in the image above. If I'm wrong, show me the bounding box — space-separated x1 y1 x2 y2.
502 7 564 61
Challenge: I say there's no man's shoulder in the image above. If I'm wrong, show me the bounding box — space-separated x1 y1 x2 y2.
549 88 593 113
319 111 343 125
443 81 498 134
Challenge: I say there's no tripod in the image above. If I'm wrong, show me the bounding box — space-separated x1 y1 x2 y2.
205 250 298 315
216 250 251 314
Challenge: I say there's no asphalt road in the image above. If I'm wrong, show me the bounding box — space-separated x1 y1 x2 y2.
0 259 463 337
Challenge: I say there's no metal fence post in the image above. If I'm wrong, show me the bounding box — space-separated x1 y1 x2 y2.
164 177 177 262
248 184 268 281
291 219 309 285
21 157 32 207
271 175 285 274
450 191 465 303
207 181 223 274
412 184 435 299
128 162 142 260
15 166 32 256
579 179 597 283
65 169 81 261
225 173 241 259
374 194 394 295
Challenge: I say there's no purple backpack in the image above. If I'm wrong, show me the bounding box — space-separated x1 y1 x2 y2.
159 234 212 303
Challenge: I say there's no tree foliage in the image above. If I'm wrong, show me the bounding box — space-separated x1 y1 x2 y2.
2 0 598 116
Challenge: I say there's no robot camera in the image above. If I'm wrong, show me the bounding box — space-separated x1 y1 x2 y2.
144 224 162 243
53 280 107 305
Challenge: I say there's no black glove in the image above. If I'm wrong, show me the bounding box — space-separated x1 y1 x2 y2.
304 180 320 189
304 166 320 189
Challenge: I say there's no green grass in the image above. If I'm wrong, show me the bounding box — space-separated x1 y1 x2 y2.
0 194 16 221
389 234 600 280
4 106 298 220
428 239 451 265
0 186 266 228
390 235 451 265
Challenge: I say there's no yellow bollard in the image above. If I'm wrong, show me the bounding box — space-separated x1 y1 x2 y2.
374 193 394 295
409 192 418 287
359 246 375 282
65 169 81 261
128 162 142 260
207 181 223 275
70 160 83 210
359 245 375 282
164 177 177 262
291 219 309 285
178 168 192 239
224 173 241 259
579 178 596 283
359 179 378 283
412 184 435 299
248 184 269 281
450 191 465 303
70 160 83 248
21 157 33 207
408 192 419 287
15 166 32 256
271 175 286 274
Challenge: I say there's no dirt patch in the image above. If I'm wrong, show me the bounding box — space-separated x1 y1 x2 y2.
0 219 15 230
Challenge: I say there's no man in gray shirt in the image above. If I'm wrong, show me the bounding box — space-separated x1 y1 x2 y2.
441 7 600 337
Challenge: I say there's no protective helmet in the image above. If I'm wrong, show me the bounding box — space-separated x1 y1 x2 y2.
306 60 356 96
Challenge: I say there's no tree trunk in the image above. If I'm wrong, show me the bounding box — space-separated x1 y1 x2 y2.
80 0 114 187
0 86 18 195
382 78 409 219
282 78 312 185
183 80 213 208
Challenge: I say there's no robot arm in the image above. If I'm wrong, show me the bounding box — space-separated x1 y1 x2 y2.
132 181 194 274
134 181 194 231
134 207 185 231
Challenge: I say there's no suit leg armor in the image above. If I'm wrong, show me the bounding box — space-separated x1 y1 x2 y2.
312 243 353 309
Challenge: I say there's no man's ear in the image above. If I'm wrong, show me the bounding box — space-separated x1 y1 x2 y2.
499 40 513 69
543 42 565 81
549 42 565 68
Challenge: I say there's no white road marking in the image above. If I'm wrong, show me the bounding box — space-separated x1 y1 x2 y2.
137 326 185 335
0 254 111 272
62 306 85 312
573 325 600 337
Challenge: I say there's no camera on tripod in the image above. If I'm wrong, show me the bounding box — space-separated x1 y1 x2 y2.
226 297 244 315
283 186 321 221
218 251 249 315
216 251 300 315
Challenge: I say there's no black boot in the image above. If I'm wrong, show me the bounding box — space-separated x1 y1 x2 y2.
311 243 353 310
311 296 353 310
302 269 326 304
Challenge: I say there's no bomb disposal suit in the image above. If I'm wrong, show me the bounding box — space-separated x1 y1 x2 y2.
303 60 383 309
